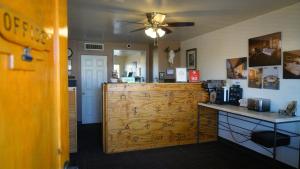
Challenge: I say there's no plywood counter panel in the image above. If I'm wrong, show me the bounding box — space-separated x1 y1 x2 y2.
69 87 77 153
103 83 209 153
199 106 218 143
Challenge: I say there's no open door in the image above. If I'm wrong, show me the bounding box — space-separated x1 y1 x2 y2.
0 0 69 169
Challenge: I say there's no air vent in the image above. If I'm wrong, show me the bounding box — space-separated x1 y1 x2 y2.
84 42 104 51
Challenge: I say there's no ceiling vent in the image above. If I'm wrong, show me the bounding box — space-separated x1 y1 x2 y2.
84 42 104 51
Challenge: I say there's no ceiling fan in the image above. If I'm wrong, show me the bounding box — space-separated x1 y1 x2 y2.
129 12 195 39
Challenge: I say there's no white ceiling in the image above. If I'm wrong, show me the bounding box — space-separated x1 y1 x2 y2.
68 0 299 43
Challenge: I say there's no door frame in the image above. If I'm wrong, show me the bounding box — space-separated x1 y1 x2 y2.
80 55 107 124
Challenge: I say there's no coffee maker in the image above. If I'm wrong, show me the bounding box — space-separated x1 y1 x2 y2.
204 80 227 104
228 85 243 106
215 87 229 104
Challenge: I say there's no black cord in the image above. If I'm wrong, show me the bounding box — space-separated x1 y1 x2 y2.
221 116 273 154
226 113 251 144
219 123 250 138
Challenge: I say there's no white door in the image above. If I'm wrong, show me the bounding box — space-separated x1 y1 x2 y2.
81 55 107 124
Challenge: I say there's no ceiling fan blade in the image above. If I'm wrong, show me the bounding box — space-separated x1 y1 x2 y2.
130 27 146 33
166 22 195 27
161 27 172 34
146 13 152 23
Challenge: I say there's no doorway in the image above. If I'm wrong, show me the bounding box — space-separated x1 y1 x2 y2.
81 55 107 124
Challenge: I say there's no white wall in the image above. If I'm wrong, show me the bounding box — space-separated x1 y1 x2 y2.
181 3 300 114
152 48 159 81
181 3 300 168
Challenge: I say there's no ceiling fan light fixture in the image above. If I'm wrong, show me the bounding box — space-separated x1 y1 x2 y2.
145 27 165 39
157 28 165 37
145 27 157 38
153 13 166 23
130 12 195 40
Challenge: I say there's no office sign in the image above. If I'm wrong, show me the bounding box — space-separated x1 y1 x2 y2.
0 8 50 51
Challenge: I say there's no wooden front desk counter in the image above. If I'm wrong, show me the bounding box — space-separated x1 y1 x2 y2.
102 83 209 153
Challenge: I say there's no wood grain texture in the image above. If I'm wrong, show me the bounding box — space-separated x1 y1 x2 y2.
103 83 209 153
69 87 77 153
0 1 68 169
199 106 218 143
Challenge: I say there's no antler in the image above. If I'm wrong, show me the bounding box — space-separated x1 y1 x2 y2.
174 48 181 53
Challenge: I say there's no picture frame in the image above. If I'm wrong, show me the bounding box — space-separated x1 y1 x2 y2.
283 50 300 79
159 72 165 80
176 68 187 82
186 48 197 69
263 66 280 90
249 32 281 67
226 57 247 79
248 68 263 88
166 67 175 77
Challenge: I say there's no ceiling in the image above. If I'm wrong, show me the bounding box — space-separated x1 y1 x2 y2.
68 0 299 43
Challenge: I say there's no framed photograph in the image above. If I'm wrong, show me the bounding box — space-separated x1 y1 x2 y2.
159 72 165 80
226 57 247 79
248 68 263 88
283 50 300 79
263 66 280 90
249 32 281 67
176 68 187 82
186 48 197 69
166 67 175 77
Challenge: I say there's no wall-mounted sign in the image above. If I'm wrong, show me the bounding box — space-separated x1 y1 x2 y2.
176 68 187 82
189 70 200 82
0 8 50 51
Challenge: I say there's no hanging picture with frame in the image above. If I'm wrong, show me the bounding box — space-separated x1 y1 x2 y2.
159 72 165 80
248 32 281 67
186 48 197 69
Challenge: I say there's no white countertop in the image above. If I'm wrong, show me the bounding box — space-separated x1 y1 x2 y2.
199 103 300 123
